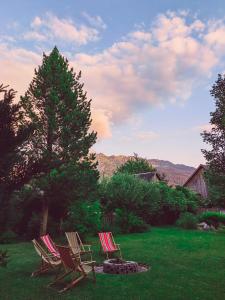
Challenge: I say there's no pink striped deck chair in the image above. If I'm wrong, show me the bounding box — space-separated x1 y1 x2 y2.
41 234 60 259
98 232 122 259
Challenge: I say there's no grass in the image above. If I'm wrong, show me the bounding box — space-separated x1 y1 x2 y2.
0 227 225 300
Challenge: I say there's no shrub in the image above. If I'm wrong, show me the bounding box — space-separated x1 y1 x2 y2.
0 230 17 244
62 200 102 238
99 173 200 230
115 209 149 233
115 153 155 174
0 250 9 267
176 212 198 229
198 211 225 228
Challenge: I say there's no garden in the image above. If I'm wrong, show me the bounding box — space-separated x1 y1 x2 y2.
1 47 225 299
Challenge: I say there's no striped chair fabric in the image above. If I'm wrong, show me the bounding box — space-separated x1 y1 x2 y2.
41 234 60 258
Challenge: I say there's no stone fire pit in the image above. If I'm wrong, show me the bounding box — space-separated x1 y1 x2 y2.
103 258 139 274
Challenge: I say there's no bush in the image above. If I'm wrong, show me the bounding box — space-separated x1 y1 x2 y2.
198 211 225 228
0 250 9 267
99 173 200 230
176 212 198 229
115 209 149 233
0 230 17 244
115 153 155 174
62 200 102 238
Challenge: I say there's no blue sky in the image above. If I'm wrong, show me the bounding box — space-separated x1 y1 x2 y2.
1 1 225 167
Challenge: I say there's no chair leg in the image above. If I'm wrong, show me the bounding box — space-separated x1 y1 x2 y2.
59 275 85 293
49 270 73 287
92 265 96 283
31 261 49 277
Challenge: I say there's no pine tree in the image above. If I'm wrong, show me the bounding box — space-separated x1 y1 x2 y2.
0 84 33 231
20 47 98 234
201 74 225 207
116 153 156 175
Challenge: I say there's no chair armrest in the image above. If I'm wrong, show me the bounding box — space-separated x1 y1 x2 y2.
82 260 96 266
80 250 93 255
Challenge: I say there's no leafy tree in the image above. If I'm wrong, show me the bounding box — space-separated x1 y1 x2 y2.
20 47 98 234
201 74 225 207
115 153 155 174
0 84 33 231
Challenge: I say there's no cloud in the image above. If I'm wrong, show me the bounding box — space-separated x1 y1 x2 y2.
24 13 101 45
193 124 214 132
82 12 107 29
91 109 112 138
0 44 40 94
2 11 225 139
72 11 222 133
23 31 47 41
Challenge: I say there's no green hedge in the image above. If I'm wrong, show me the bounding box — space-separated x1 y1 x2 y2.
99 173 199 233
198 211 225 227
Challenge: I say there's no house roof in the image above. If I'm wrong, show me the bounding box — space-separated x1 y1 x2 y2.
183 164 206 187
135 171 161 181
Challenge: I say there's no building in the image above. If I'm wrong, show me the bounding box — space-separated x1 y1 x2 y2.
183 164 208 198
135 171 161 182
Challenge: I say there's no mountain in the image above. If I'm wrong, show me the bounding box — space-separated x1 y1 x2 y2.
96 153 195 186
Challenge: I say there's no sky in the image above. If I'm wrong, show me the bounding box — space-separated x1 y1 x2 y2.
1 0 225 167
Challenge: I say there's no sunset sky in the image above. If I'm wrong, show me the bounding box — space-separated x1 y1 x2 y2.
1 0 225 167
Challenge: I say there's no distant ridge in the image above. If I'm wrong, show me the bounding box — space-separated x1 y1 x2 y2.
96 153 195 186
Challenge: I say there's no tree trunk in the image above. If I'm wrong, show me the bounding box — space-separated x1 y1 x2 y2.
40 199 48 235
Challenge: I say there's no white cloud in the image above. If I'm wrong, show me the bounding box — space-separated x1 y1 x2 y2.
23 31 46 41
2 11 225 139
0 44 40 96
24 13 101 45
194 124 214 132
91 109 112 139
82 12 107 29
31 16 42 28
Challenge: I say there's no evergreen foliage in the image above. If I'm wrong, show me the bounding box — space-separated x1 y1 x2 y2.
100 173 199 232
201 74 225 207
0 84 33 231
116 153 155 174
19 47 98 234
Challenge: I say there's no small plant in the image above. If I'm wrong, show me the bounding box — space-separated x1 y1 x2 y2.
0 250 9 267
176 212 198 229
198 211 225 228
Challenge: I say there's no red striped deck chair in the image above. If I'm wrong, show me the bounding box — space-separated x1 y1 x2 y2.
41 234 60 259
50 245 96 293
31 239 61 277
98 232 122 259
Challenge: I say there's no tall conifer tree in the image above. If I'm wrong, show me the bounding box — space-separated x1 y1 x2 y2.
21 47 98 233
201 74 225 207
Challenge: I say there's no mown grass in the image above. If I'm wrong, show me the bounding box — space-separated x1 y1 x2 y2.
0 227 225 300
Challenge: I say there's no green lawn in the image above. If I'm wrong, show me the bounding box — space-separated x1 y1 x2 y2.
0 227 225 300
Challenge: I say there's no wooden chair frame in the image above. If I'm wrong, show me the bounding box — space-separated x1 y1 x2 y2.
50 245 96 293
65 231 93 262
31 239 62 278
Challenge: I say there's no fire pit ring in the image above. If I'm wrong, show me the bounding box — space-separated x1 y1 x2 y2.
103 258 139 274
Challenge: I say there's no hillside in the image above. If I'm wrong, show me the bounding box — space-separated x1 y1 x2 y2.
96 153 195 186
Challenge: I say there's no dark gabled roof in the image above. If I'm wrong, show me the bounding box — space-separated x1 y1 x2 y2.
135 171 161 181
183 164 206 187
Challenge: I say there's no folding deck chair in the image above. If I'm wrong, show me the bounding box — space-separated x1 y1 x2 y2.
50 245 96 293
65 232 93 262
98 232 122 259
31 239 61 277
41 234 60 258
